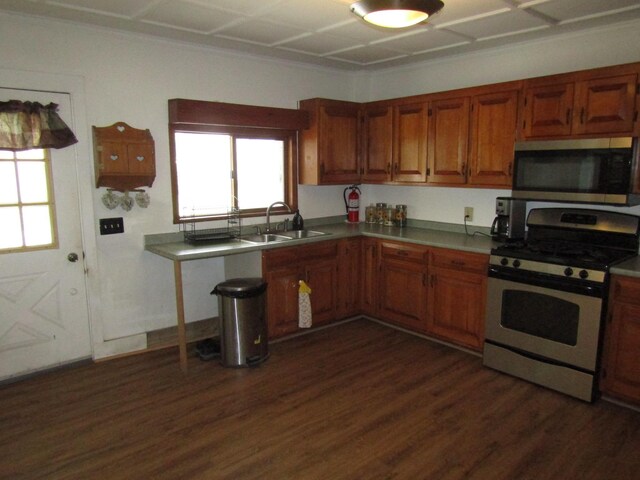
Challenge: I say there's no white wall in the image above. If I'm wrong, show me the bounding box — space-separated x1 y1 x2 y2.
2 12 640 357
0 13 358 353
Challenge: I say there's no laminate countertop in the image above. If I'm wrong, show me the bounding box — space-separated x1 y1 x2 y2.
144 221 498 262
144 221 640 277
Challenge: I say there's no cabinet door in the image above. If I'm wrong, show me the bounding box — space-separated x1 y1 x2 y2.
378 242 428 333
572 74 638 136
337 238 361 319
521 82 574 138
468 90 518 187
305 258 338 325
601 301 640 403
127 143 155 175
264 265 301 339
362 106 393 183
361 238 379 316
601 276 640 403
393 103 428 183
427 97 469 185
319 103 361 183
98 141 128 174
427 267 486 351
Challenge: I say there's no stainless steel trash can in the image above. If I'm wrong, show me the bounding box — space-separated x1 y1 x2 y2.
211 278 268 367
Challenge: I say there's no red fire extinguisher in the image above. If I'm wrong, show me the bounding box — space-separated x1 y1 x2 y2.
343 185 361 223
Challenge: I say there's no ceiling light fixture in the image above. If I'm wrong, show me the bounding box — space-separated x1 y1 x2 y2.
350 0 444 29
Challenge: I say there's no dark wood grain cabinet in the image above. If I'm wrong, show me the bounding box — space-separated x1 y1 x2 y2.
427 248 488 351
298 98 361 185
362 105 394 183
520 67 639 139
378 241 429 333
360 237 379 317
337 237 361 319
600 275 640 404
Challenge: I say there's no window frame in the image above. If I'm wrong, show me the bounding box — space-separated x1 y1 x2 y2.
168 99 308 225
169 124 298 223
0 148 59 254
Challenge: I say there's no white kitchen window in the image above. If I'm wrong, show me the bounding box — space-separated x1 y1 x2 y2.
173 130 289 220
168 99 304 224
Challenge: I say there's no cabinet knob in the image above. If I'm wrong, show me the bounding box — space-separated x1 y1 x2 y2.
110 154 119 161
136 156 145 162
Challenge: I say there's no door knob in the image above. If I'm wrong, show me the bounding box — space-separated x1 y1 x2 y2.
67 252 79 263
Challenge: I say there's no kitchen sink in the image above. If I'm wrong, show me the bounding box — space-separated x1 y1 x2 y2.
241 233 291 244
281 230 329 239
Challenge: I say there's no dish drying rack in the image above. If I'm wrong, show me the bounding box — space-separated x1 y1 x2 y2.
181 208 242 244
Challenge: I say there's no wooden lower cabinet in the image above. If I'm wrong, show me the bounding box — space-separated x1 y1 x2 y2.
262 240 341 339
378 241 429 332
600 275 640 404
264 237 489 352
337 237 361 318
361 237 379 316
426 248 488 351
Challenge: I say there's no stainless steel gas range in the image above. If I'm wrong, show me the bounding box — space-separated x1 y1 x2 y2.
483 208 640 402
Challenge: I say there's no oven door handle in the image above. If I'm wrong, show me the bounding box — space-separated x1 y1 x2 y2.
488 265 604 298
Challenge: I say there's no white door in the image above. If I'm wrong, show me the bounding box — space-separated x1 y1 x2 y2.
0 88 91 381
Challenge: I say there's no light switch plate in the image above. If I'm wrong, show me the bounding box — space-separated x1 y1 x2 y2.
100 217 124 235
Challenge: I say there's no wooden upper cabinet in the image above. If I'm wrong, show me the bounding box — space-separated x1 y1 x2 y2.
393 102 428 183
93 122 156 192
521 82 574 138
468 90 519 187
520 68 639 139
298 98 361 185
362 105 393 183
427 97 469 185
573 74 637 136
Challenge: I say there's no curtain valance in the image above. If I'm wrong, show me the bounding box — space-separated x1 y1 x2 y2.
0 100 78 151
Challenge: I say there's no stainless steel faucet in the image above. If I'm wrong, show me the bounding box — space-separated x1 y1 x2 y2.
266 201 292 233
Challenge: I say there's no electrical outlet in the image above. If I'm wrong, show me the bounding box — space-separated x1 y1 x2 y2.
464 207 474 222
99 217 124 235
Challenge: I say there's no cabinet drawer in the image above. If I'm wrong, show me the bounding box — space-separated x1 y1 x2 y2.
262 246 299 270
380 241 428 263
430 248 488 274
610 275 640 305
297 240 338 262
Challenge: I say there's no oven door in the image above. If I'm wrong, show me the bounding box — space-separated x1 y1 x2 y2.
484 270 603 372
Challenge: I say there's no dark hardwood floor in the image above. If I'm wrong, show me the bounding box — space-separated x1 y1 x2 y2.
1 319 639 480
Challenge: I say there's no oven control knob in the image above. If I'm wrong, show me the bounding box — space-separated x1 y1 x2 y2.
512 259 521 268
564 267 574 277
500 257 509 266
579 269 589 279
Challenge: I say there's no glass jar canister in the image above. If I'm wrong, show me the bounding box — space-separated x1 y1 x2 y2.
365 204 377 224
384 207 395 226
376 203 387 224
395 204 407 227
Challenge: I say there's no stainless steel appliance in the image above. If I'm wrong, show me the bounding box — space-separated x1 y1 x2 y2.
511 137 640 206
483 208 640 402
490 197 526 242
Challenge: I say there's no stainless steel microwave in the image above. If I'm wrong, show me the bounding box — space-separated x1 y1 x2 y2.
511 137 640 206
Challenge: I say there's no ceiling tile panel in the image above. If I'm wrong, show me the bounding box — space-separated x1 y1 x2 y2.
429 0 515 27
216 19 308 46
444 9 551 40
260 0 351 31
184 0 284 16
525 0 640 23
277 33 363 56
140 2 241 33
46 0 156 17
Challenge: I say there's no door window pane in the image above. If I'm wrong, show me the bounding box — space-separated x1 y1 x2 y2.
0 149 56 252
